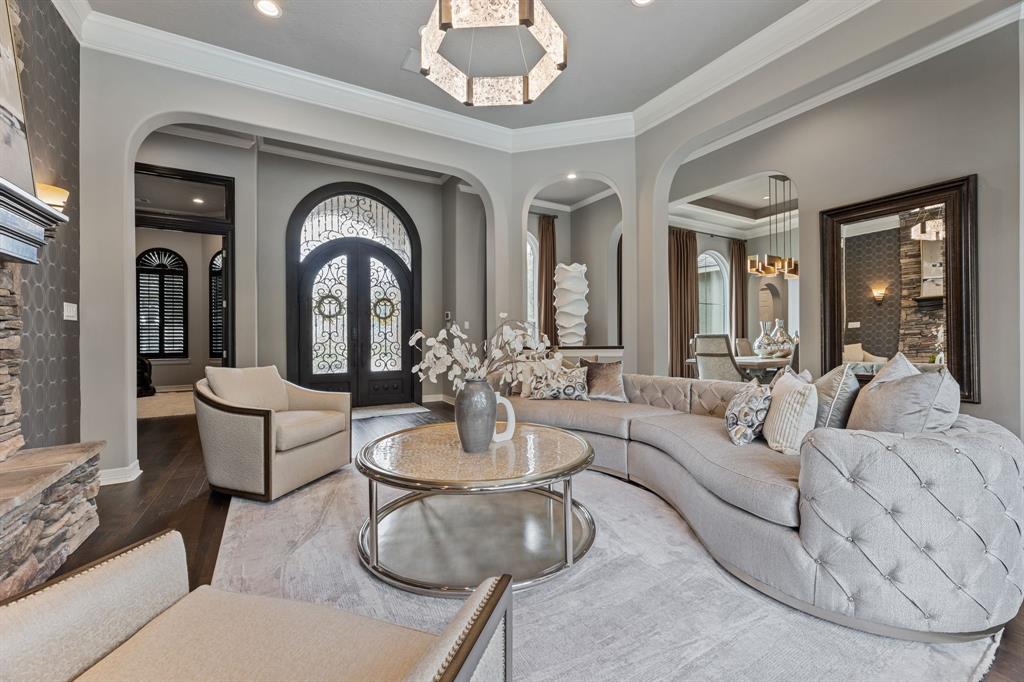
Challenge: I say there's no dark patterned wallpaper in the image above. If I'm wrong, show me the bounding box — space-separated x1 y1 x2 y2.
843 229 900 358
10 0 81 447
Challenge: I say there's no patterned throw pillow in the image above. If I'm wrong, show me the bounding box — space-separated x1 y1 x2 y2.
763 371 818 456
529 366 590 401
724 380 772 446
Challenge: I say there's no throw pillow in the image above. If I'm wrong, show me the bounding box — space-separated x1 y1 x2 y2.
814 364 861 428
724 379 772 446
580 359 627 403
206 365 289 412
847 353 960 432
763 371 818 456
769 366 812 388
529 366 590 401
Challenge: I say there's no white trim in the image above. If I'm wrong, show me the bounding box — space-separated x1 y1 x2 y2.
50 0 90 42
159 125 256 149
154 384 193 393
570 188 617 212
682 3 1023 164
530 198 573 213
634 0 882 134
668 210 799 240
100 460 143 486
421 392 451 404
258 141 449 185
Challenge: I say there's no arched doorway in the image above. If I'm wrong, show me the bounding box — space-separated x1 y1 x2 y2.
286 183 421 406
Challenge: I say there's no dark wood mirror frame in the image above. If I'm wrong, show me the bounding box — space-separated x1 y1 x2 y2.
820 175 979 403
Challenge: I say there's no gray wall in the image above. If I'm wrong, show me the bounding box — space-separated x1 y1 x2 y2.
669 26 1021 431
570 194 622 346
14 0 81 447
256 152 446 385
135 228 222 387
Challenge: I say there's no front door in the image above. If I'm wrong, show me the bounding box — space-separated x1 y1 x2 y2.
299 239 413 406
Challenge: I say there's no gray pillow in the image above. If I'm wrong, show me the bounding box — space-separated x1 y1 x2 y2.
580 359 627 402
724 380 772 446
814 364 860 428
847 353 960 432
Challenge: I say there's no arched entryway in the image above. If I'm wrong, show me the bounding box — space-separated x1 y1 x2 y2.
286 183 422 406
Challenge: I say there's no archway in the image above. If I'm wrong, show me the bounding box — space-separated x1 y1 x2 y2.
285 182 422 406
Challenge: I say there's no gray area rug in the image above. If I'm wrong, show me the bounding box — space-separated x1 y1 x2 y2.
213 467 1000 681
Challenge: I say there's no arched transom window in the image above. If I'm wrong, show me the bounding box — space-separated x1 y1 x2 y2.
697 251 729 335
300 194 412 267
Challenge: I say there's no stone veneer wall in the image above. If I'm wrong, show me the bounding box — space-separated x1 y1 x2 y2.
0 264 24 462
9 0 82 448
898 213 947 362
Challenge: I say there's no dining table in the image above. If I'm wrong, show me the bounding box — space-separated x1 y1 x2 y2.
687 355 792 381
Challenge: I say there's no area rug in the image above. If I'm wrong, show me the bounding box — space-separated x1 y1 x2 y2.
351 403 431 420
137 390 195 419
213 468 1000 682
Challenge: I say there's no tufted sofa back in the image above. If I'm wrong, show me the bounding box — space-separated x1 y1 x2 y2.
622 374 746 417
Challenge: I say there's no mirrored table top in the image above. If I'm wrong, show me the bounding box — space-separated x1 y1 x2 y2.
356 422 593 492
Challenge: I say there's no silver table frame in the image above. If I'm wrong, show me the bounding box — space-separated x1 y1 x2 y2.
356 423 596 597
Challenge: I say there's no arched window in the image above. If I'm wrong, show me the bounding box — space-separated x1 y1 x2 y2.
526 232 539 336
137 248 187 358
300 194 411 266
697 251 729 335
209 251 224 359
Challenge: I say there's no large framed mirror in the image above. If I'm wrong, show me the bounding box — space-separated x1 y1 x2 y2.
820 175 979 402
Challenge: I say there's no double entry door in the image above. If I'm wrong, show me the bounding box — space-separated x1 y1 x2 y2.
299 239 413 406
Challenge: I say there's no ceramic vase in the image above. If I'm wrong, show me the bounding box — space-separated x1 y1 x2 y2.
454 380 516 453
753 320 776 358
553 263 588 346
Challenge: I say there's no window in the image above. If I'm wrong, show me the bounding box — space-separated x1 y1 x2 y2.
697 251 728 335
300 193 411 266
137 248 187 358
526 232 539 336
209 251 224 358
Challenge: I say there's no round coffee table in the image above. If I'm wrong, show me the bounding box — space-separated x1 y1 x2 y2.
355 421 596 597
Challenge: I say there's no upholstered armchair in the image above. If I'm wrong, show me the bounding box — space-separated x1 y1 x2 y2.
693 334 748 382
0 531 512 681
734 337 754 357
194 366 351 502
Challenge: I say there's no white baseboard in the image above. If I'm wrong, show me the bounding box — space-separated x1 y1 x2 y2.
155 385 192 393
100 460 143 486
422 392 455 405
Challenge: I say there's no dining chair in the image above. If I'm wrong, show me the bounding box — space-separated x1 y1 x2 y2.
734 338 754 357
693 334 749 382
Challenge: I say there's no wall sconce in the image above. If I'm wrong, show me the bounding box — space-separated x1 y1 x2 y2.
35 183 70 210
871 286 887 304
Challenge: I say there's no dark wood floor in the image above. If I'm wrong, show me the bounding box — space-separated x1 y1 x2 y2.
57 406 1021 681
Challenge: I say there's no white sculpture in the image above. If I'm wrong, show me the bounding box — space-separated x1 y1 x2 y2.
553 263 588 346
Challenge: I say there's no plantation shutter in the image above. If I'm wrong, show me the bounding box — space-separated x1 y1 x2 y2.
209 251 224 358
136 248 188 359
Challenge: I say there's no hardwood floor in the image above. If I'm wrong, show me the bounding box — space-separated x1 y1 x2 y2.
56 405 1021 681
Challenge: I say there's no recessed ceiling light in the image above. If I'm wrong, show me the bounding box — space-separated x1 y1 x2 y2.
762 195 770 200
192 197 205 204
254 0 282 18
631 0 654 6
567 173 578 180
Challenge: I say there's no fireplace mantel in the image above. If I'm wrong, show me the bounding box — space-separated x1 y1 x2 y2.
0 176 67 264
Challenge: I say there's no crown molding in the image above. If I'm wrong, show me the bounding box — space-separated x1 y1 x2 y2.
159 124 256 149
570 187 617 212
633 0 882 135
681 2 1024 166
530 198 573 213
50 0 90 42
258 140 449 185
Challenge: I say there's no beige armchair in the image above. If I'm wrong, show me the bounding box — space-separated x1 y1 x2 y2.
194 366 351 502
0 531 512 682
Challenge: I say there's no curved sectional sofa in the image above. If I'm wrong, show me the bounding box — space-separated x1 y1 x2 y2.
506 373 1024 642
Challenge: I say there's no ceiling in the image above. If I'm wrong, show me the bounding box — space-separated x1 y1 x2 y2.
534 178 610 207
670 172 798 234
89 0 805 129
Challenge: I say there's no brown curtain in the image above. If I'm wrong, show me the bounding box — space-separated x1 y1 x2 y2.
537 215 558 344
729 238 748 342
669 228 698 377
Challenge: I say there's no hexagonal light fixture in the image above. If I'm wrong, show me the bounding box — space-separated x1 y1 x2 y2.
420 0 567 106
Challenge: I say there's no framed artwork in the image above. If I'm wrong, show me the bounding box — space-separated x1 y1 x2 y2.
0 0 33 194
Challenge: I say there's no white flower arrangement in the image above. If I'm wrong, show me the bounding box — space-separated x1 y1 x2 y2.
409 314 562 393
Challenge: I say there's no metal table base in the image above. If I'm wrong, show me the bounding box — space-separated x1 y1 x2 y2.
357 482 596 597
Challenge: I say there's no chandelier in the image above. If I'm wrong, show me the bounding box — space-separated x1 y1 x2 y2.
909 204 946 241
747 175 799 280
420 0 567 106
